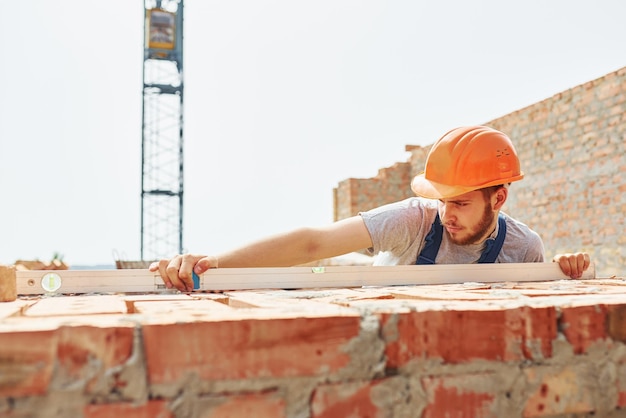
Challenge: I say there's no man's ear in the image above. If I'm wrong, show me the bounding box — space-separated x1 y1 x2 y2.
493 187 508 210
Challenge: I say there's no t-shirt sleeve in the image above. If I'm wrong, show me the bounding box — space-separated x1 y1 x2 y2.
499 215 546 263
359 198 436 260
524 229 545 262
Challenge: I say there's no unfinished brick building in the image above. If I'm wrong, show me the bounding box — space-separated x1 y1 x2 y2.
1 67 625 418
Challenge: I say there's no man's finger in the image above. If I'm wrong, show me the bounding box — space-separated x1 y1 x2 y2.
558 257 573 278
157 259 174 289
165 256 190 291
180 254 199 285
195 256 219 274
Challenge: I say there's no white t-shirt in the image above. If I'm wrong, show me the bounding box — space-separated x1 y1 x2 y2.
359 197 545 266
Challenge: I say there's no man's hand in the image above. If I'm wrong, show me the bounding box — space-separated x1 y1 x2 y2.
553 252 591 279
149 254 218 292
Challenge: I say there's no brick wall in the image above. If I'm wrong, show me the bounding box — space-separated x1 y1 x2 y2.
3 279 626 417
334 66 626 278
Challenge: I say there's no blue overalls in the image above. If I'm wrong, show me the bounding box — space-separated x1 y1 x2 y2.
416 213 507 264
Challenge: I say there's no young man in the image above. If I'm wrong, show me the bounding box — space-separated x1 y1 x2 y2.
151 126 590 292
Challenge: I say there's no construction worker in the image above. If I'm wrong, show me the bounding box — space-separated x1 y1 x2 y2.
151 125 591 292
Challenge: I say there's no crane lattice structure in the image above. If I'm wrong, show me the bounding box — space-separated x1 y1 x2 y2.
141 0 184 261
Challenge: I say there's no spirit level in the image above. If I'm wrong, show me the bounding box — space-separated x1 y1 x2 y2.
15 262 595 295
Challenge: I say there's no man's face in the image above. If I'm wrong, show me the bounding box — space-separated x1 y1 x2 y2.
438 189 497 245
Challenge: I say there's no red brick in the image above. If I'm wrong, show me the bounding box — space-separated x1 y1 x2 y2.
607 304 626 343
24 295 127 317
0 315 135 398
0 329 57 397
57 323 135 384
559 305 607 354
523 366 594 417
199 392 286 418
122 293 197 313
381 305 555 367
83 400 173 418
0 301 30 319
223 290 369 310
311 380 384 418
421 375 496 418
0 410 32 418
143 314 361 383
520 306 557 360
228 288 393 306
617 358 626 408
132 299 232 314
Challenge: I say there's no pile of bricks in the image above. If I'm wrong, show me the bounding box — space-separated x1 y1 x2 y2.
1 270 626 417
14 259 69 271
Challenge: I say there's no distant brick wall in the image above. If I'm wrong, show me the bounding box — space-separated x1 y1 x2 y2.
334 162 413 220
334 66 626 277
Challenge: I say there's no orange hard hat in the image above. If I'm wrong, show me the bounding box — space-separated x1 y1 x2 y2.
411 126 524 199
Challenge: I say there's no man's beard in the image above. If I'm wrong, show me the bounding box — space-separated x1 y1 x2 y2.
445 203 496 246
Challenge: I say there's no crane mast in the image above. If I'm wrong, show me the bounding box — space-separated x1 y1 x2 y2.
141 0 184 261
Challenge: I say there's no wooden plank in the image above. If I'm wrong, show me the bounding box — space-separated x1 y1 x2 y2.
15 262 596 295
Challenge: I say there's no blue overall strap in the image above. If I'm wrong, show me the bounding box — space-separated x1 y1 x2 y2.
415 213 443 265
476 213 507 263
416 213 507 265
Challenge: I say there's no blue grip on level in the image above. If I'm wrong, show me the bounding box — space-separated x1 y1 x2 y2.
192 271 200 290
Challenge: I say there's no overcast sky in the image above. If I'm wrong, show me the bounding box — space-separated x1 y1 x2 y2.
1 0 624 266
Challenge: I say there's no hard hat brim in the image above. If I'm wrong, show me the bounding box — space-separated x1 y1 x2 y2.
411 171 524 199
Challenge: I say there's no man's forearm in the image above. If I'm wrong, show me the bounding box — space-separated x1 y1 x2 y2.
215 227 324 268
